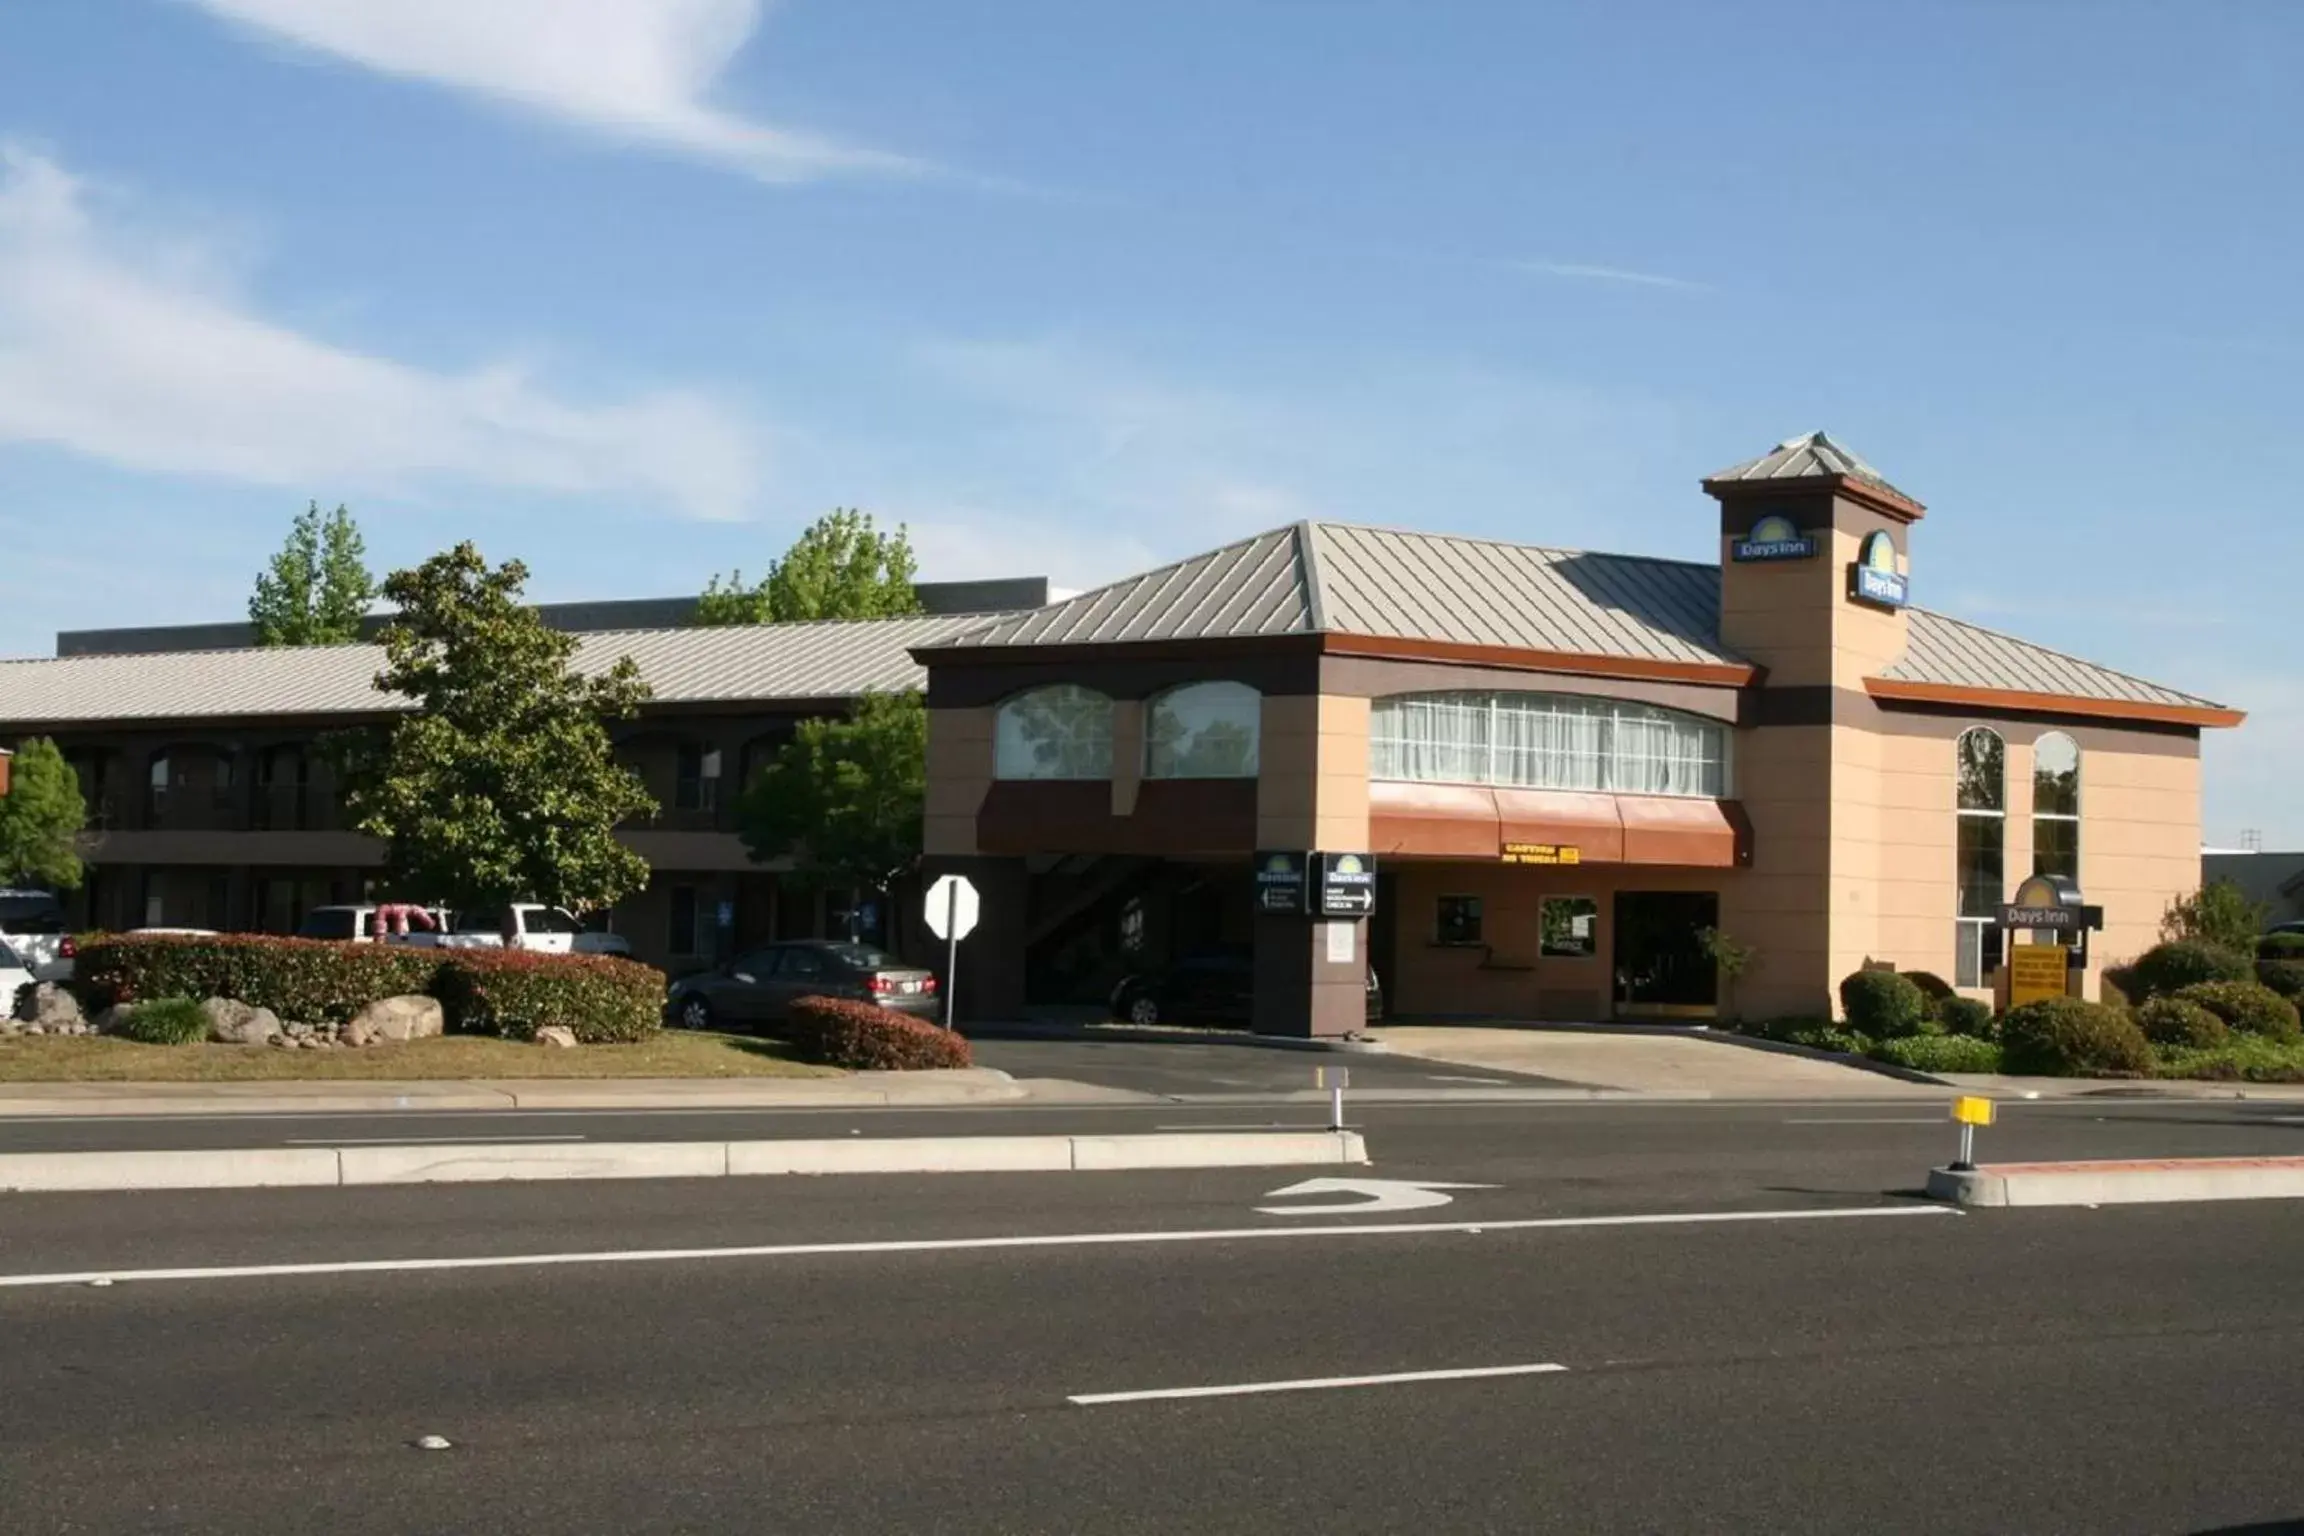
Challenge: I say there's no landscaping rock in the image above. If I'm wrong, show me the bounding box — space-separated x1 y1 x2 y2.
352 995 445 1043
91 1005 130 1037
24 982 84 1032
201 998 284 1047
339 1014 380 1047
533 1026 578 1049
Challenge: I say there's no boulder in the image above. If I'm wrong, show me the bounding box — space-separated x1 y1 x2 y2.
533 1026 578 1049
91 1005 130 1037
25 982 84 1032
339 1014 381 1048
350 994 445 1043
201 998 284 1047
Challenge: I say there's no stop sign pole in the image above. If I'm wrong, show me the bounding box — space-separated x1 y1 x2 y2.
923 874 980 1030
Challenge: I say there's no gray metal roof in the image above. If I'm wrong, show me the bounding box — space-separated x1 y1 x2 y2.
1884 609 2229 712
1705 430 1921 508
937 522 1739 666
0 614 993 727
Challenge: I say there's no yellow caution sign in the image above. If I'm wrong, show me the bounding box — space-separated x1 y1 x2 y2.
1951 1095 1996 1127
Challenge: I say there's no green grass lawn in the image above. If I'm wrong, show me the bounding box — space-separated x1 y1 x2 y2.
0 1031 839 1082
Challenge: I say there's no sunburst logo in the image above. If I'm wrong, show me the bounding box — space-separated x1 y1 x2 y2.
1731 512 1817 563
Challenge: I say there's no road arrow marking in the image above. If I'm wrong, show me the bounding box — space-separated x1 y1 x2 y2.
1256 1177 1497 1215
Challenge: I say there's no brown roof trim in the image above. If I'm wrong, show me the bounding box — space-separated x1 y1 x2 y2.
912 634 1325 670
1702 473 1926 524
1863 677 2244 729
1318 633 1758 688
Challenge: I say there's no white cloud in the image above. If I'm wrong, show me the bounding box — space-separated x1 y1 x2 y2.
0 144 759 519
188 0 916 182
1519 260 1707 292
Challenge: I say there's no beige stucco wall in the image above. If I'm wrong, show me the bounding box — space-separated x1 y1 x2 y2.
1257 694 1369 851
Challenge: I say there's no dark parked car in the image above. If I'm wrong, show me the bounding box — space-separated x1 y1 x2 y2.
666 941 940 1031
1110 948 1382 1027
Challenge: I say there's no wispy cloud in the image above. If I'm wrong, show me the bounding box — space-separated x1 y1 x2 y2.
1518 260 1708 292
0 144 760 518
186 0 919 183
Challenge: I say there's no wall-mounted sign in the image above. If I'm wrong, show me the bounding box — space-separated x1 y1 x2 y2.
1315 852 1377 919
1502 842 1581 866
2007 942 2070 1009
1732 512 1818 564
1253 850 1308 916
1850 529 1909 609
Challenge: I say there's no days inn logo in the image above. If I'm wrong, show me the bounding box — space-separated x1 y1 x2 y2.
1731 512 1818 563
1851 529 1909 609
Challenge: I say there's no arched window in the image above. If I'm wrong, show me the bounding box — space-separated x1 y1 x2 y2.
1146 682 1260 778
1369 692 1727 798
2031 732 2080 883
995 685 1115 780
1955 727 2006 988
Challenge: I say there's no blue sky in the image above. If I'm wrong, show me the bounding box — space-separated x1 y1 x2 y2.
0 1 2296 842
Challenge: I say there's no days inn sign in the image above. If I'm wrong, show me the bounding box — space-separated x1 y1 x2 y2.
1732 512 1818 564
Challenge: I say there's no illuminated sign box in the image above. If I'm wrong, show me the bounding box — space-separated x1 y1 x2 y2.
1849 529 1909 609
1732 512 1817 564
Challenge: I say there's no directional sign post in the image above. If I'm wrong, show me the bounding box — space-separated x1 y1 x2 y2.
1316 1065 1349 1131
923 874 980 1030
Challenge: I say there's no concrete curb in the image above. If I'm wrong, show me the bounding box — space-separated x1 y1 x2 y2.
967 1023 1389 1055
1927 1154 2304 1208
0 1130 1367 1192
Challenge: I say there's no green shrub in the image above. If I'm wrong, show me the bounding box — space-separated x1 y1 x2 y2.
1999 997 2154 1077
2135 996 2228 1050
1867 1034 2002 1074
2258 933 2304 960
2255 959 2304 1001
1936 996 1996 1038
2123 941 2254 1002
1789 1024 1872 1055
115 996 209 1045
786 996 971 1070
432 951 664 1043
1902 971 1956 1006
1838 970 1932 1039
2156 1036 2304 1083
2172 981 2302 1042
76 934 439 1023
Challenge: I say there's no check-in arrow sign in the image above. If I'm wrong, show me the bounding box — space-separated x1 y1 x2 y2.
1256 1177 1497 1215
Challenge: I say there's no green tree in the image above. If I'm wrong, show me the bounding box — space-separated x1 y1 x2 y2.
333 544 656 916
696 509 924 625
1697 926 1759 1023
0 738 86 890
249 502 376 646
2160 879 2267 955
735 691 926 910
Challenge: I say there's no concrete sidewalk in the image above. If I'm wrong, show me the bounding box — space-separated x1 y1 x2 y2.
1369 1025 1950 1099
0 1068 1042 1118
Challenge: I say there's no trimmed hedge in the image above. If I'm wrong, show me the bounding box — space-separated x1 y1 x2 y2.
787 996 971 1071
116 997 209 1045
76 934 438 1024
2157 1037 2304 1084
2258 933 2304 960
1999 997 2154 1077
2172 980 2302 1042
72 933 663 1042
2136 996 2228 1050
1839 970 1931 1039
432 951 664 1043
1903 971 1957 1006
2123 941 2254 1002
1936 996 1996 1039
1867 1033 2002 1074
2256 959 2304 1001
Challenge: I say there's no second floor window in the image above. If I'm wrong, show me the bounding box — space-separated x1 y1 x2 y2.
995 685 1114 780
1147 682 1261 778
676 745 722 812
1370 692 1727 799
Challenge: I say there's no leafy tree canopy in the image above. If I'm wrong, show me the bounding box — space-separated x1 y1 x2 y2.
735 691 925 895
696 508 923 625
333 543 655 915
0 738 86 890
250 502 375 647
2160 878 2268 955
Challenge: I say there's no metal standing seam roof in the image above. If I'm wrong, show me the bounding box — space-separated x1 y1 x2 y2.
1883 609 2230 712
0 614 997 727
933 526 1315 648
1704 429 1924 509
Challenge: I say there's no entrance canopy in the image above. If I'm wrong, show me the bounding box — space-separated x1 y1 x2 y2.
1368 782 1747 867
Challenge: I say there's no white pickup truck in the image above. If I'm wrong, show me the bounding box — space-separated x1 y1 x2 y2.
297 902 632 957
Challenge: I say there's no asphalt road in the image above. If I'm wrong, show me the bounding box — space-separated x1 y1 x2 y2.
6 1182 2304 1534
967 1032 1586 1095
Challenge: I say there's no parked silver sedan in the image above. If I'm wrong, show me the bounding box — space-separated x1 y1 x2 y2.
666 941 941 1032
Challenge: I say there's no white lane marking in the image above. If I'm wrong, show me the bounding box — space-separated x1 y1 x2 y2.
1257 1177 1496 1215
1425 1075 1511 1085
0 1204 1956 1290
1784 1118 1943 1126
1070 1361 1568 1406
283 1135 588 1146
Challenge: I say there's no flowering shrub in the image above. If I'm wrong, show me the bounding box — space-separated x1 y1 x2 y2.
786 996 971 1070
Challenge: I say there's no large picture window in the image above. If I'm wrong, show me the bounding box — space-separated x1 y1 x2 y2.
1955 727 2006 988
1369 692 1726 798
2031 731 2080 883
1146 682 1260 778
994 685 1115 780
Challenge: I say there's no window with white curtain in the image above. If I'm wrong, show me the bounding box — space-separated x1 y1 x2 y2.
1368 692 1727 798
1146 681 1260 778
994 685 1115 780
